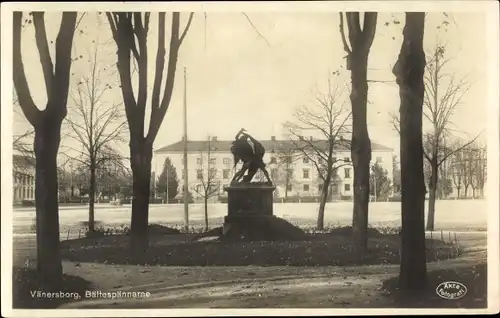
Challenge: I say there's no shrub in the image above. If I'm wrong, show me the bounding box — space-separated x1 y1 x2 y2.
340 195 352 201
21 200 35 207
219 197 228 204
85 226 109 238
388 195 402 202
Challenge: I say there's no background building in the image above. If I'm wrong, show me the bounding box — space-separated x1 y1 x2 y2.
13 154 36 204
153 136 394 201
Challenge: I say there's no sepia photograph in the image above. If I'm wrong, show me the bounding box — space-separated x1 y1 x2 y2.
1 1 499 317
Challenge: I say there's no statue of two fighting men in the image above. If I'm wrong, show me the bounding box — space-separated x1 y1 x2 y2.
230 128 273 185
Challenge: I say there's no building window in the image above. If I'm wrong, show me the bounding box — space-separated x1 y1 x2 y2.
303 169 309 179
344 157 350 163
344 168 351 179
303 184 310 192
344 184 351 192
303 157 309 164
209 168 217 177
197 158 202 165
270 157 277 164
197 169 203 180
223 158 230 165
286 184 292 191
223 169 230 179
210 158 216 165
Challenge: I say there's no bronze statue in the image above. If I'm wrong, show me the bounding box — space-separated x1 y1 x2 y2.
230 128 273 184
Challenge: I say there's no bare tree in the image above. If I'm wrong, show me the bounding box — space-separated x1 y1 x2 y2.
13 12 78 287
284 74 351 230
450 140 467 198
339 12 378 255
391 42 479 231
274 144 296 199
421 43 479 230
473 144 487 198
192 137 221 231
106 12 194 250
64 44 127 233
392 12 427 291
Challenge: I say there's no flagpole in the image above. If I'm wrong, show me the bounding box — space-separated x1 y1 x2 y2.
183 67 189 231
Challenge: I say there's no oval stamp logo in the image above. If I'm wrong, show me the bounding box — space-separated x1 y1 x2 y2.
436 281 468 300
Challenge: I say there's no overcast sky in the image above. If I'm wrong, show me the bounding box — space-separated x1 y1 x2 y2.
12 8 491 157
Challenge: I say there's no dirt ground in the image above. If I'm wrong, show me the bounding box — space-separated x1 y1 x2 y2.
13 232 486 309
57 249 486 308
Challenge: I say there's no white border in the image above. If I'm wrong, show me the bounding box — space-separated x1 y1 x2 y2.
1 1 499 317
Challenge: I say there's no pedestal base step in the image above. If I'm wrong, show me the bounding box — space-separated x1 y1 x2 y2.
221 215 307 242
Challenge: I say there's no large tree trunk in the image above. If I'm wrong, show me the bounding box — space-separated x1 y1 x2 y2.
34 120 63 289
88 161 96 233
350 56 372 256
426 160 438 231
130 139 153 251
464 184 469 198
204 196 209 231
457 187 461 198
394 12 427 291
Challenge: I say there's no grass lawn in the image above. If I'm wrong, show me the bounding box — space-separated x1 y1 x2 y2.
381 263 487 308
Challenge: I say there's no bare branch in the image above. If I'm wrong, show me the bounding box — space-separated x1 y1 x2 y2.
32 12 55 100
13 12 42 126
361 12 378 52
438 133 481 166
147 12 183 143
179 12 195 45
242 12 270 47
339 13 352 54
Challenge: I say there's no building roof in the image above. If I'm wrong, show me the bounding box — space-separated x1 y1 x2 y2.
155 138 393 154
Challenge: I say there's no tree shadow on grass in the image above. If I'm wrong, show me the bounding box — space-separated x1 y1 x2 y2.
13 267 93 309
381 263 487 308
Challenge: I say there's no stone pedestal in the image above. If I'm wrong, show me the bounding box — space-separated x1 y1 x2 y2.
221 183 306 241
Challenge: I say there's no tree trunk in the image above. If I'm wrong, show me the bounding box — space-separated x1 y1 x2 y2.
130 139 153 251
88 161 96 233
472 187 476 198
204 196 209 231
350 55 372 257
317 180 330 230
393 12 427 291
426 160 438 231
34 120 63 289
457 187 461 198
464 185 469 198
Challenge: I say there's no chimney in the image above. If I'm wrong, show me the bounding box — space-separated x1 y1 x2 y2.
271 136 276 141
212 136 218 142
181 136 185 141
